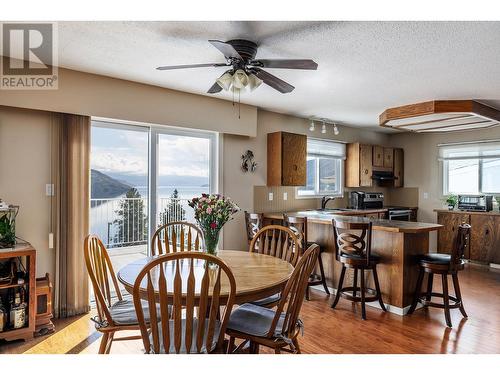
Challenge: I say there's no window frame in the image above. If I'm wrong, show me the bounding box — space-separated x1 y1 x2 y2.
443 158 500 195
296 139 345 199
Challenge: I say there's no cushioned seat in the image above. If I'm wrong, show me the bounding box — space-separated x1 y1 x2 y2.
149 319 221 354
110 297 162 326
227 303 286 338
250 293 281 307
340 252 380 262
420 253 451 265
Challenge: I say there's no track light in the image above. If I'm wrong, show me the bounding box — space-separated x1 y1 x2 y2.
321 121 326 134
309 120 315 131
333 123 339 135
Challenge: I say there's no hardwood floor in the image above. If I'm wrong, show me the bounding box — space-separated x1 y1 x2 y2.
1 263 499 354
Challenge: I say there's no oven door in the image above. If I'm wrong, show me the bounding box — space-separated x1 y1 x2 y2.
389 210 411 221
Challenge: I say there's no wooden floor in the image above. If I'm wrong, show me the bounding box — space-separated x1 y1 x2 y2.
1 263 500 354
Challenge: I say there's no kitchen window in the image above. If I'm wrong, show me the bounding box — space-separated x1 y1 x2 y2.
440 141 500 194
297 138 346 198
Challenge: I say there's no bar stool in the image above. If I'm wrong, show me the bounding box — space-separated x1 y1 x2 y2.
330 219 386 320
408 223 470 328
244 211 264 245
284 214 330 300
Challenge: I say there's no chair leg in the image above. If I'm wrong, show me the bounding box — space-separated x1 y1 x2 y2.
305 285 310 301
372 266 386 311
426 273 434 302
292 337 301 354
98 332 109 354
408 267 425 314
353 268 358 298
228 336 236 354
331 264 346 309
317 253 330 295
452 273 468 318
274 347 281 354
360 268 366 320
442 274 452 328
105 332 114 354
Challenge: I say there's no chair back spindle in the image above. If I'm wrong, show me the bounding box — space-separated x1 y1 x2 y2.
244 212 264 243
249 225 301 266
283 214 307 252
151 221 203 256
450 223 471 270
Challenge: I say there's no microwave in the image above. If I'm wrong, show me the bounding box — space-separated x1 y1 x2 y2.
457 195 493 212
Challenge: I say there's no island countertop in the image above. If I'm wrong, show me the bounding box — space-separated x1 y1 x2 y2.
264 210 442 234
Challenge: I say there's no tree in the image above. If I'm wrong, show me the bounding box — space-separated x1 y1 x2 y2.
113 188 148 247
159 189 186 226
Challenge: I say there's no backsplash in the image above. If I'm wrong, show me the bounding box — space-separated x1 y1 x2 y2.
253 186 419 213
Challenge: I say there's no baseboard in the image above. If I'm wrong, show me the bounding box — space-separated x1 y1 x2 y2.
309 284 419 316
490 263 500 270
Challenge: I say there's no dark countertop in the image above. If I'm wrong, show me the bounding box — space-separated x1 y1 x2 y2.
264 210 441 234
434 209 500 216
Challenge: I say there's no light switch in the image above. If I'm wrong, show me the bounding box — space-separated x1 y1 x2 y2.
423 192 429 199
268 192 274 201
283 192 288 200
46 183 55 196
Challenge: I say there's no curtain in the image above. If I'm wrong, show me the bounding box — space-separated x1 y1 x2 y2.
52 113 91 318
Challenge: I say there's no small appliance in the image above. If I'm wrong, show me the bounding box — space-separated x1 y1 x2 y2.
457 195 493 212
349 192 384 209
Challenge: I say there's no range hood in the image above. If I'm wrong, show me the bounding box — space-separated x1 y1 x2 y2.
379 100 500 133
371 170 397 182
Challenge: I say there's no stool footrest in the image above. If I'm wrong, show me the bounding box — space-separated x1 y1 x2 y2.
339 286 379 303
417 292 462 309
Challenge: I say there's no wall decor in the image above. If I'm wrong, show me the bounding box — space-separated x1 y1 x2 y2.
241 150 257 172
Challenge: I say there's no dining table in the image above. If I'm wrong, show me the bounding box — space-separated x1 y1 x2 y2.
117 250 295 304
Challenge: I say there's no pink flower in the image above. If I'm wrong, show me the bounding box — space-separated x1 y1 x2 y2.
206 207 212 214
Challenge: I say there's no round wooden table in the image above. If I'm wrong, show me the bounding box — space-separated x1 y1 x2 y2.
117 250 294 304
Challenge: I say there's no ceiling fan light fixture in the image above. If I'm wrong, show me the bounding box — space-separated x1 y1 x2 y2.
248 73 263 91
232 69 249 89
216 71 233 91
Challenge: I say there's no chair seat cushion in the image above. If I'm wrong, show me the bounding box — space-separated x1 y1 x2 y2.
227 303 285 338
420 253 451 265
110 297 161 326
250 293 281 307
149 319 221 354
340 253 380 262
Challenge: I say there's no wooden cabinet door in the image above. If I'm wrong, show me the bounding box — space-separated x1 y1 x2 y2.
470 215 500 263
437 212 470 256
384 147 394 169
393 148 404 187
373 145 384 167
281 132 306 186
359 144 373 187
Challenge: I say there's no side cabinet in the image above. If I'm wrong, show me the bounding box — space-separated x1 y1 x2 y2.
267 131 307 186
470 215 500 263
437 212 470 257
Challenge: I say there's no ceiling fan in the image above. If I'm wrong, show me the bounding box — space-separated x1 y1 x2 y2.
156 39 318 94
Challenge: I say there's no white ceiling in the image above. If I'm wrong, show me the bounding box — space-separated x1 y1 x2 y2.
19 22 500 130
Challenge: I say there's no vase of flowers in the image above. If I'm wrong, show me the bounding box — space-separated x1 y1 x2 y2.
188 194 240 256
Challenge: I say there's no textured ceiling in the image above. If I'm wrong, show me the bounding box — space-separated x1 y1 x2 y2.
13 21 500 130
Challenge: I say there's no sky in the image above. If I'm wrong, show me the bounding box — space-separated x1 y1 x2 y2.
91 125 210 179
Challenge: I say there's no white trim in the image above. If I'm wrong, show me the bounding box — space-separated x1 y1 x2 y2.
490 263 500 269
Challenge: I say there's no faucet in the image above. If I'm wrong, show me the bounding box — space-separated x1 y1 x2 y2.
321 196 336 210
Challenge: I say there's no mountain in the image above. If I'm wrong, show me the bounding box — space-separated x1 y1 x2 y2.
91 169 132 199
106 172 208 187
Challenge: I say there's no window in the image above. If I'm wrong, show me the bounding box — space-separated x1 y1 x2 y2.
441 141 500 194
297 138 345 197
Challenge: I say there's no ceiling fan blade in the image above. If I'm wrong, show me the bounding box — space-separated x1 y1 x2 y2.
156 63 227 71
251 59 318 70
253 68 295 93
208 40 242 60
207 82 223 94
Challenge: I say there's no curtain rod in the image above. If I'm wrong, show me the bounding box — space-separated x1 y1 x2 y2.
437 139 500 147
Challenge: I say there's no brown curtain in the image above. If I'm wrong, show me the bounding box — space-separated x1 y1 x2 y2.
51 113 91 318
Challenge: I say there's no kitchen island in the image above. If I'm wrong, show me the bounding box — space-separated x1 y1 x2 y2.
264 210 442 314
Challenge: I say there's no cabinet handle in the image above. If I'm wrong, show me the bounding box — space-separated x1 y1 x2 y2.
485 229 490 235
293 164 298 171
364 169 369 174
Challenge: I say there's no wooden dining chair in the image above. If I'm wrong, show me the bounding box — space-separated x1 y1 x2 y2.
226 244 320 354
244 211 264 244
331 220 386 320
84 234 157 354
283 214 330 300
408 223 471 327
151 221 203 256
132 252 236 354
247 225 301 308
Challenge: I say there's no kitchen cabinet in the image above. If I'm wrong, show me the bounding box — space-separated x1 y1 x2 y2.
346 143 373 188
373 146 384 167
384 148 394 168
437 212 471 256
267 131 306 186
393 148 404 188
470 215 500 263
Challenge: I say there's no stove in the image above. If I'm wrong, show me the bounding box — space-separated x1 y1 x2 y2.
384 206 412 221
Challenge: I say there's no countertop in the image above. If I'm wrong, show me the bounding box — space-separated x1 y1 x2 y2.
434 209 500 216
264 210 442 233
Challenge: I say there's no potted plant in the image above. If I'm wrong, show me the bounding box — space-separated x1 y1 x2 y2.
443 194 458 210
188 194 240 256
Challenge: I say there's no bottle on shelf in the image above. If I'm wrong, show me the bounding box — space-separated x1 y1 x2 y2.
0 296 7 332
9 288 26 329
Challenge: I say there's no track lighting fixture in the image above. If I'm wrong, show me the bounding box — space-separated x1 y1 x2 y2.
309 120 315 131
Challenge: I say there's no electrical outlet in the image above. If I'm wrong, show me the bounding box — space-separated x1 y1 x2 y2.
423 192 429 199
48 233 54 249
283 192 288 200
46 183 55 196
268 192 273 201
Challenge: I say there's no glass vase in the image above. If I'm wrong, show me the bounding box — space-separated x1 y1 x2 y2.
203 227 221 256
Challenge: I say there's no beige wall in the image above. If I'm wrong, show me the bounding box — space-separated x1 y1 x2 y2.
390 127 500 251
0 106 54 278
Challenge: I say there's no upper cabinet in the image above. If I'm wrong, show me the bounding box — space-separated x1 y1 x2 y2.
267 131 307 186
346 143 404 188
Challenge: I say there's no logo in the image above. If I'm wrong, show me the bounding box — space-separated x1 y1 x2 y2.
1 22 58 90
